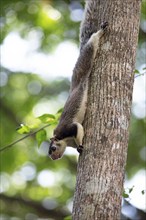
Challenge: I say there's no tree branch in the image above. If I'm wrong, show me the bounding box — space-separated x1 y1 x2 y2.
0 124 50 152
72 0 142 219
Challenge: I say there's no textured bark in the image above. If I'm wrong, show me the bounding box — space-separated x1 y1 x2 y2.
72 0 141 220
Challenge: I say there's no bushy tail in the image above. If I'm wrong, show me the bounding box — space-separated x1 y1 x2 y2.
80 0 107 51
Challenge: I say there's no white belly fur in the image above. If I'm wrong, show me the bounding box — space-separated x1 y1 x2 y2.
73 84 88 124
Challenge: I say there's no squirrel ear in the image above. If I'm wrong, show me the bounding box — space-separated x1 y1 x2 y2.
50 136 58 141
49 137 55 148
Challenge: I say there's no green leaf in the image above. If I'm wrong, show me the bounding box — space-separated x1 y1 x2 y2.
55 107 63 120
64 216 72 220
134 69 139 74
141 190 145 195
142 67 146 70
56 107 63 114
129 186 134 194
16 124 31 134
36 129 47 147
38 114 56 124
122 192 129 198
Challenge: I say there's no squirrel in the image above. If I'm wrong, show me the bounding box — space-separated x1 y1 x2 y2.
48 15 108 160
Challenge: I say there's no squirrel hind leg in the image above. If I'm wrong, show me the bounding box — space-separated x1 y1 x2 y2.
89 21 108 43
87 21 108 53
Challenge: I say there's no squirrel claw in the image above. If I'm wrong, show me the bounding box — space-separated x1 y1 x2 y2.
101 21 108 30
77 145 84 154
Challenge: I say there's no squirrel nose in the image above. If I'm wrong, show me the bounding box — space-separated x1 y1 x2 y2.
48 149 52 155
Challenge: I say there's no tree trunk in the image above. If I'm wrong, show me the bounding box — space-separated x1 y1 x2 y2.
72 0 141 219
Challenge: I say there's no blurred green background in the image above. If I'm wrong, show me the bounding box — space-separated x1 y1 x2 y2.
0 0 146 219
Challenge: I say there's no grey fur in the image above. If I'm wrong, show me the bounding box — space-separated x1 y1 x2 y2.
80 0 99 50
55 43 94 129
48 15 108 160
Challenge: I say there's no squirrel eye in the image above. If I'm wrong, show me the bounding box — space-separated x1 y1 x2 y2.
51 146 57 152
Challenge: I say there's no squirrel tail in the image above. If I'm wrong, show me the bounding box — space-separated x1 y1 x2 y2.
80 0 107 51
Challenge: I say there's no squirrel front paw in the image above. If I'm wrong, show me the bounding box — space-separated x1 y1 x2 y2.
101 21 108 30
77 145 84 154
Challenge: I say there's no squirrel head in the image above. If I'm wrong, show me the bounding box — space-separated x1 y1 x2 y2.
48 137 66 160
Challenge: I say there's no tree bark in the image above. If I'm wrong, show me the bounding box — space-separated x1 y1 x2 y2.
72 0 141 220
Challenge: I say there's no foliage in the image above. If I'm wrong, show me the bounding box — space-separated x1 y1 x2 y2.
0 0 83 51
123 186 134 199
0 0 146 219
126 116 146 178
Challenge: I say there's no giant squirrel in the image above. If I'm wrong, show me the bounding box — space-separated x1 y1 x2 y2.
48 2 108 160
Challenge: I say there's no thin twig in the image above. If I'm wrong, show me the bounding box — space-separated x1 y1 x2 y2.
0 124 50 152
135 72 146 78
